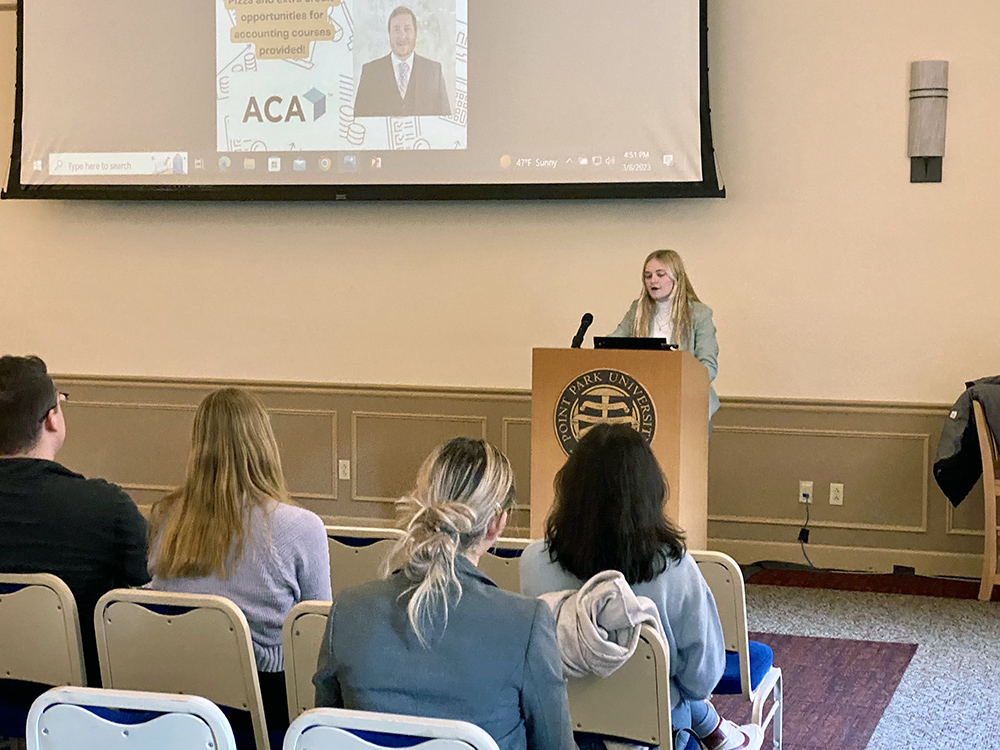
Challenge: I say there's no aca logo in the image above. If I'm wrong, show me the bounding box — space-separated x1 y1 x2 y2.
243 87 327 123
553 369 656 455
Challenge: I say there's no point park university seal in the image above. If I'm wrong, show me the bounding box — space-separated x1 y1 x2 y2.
554 369 657 455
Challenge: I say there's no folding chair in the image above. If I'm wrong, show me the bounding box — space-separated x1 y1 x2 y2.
567 623 695 750
282 707 499 750
281 601 331 722
26 686 237 750
93 588 275 750
973 400 1000 601
478 537 531 593
0 573 85 740
325 526 404 599
691 550 783 749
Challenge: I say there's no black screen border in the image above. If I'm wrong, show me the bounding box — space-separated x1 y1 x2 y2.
3 0 724 202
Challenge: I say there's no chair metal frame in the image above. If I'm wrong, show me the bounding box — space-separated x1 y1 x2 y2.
566 623 675 749
973 400 1000 601
0 573 85 689
282 706 500 750
691 550 783 749
282 600 331 723
26 686 238 750
94 588 270 750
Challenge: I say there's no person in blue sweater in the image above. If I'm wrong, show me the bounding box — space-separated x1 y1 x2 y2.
520 424 761 750
148 388 331 732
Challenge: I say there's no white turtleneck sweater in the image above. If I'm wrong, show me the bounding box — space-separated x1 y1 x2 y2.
651 297 674 342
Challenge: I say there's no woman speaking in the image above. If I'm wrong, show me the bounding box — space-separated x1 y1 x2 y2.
610 249 719 421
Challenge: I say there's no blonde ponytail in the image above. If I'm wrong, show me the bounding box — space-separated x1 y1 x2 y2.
384 438 515 646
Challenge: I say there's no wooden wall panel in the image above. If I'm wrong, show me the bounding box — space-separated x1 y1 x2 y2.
351 412 488 503
48 376 988 575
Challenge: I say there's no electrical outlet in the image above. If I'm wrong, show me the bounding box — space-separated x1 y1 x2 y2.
799 480 813 504
830 482 844 506
338 460 351 480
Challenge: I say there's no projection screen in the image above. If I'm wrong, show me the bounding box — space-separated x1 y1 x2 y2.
4 0 724 200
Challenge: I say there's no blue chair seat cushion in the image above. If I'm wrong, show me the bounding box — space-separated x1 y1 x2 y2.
0 679 53 739
714 641 773 695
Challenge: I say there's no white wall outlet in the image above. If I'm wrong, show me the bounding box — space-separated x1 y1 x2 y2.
338 460 351 480
799 480 814 504
830 482 844 506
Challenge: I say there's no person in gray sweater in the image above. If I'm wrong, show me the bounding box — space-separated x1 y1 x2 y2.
520 424 761 750
148 388 331 730
314 438 575 750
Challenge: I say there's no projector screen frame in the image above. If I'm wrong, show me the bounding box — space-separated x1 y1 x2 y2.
3 0 725 202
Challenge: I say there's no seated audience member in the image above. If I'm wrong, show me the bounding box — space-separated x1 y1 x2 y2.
0 354 150 687
313 438 575 750
520 423 762 750
148 388 331 731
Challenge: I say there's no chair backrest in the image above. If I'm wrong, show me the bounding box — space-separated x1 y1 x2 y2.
27 686 237 750
94 588 270 750
282 707 500 750
282 601 331 722
973 400 1000 484
690 550 752 698
325 526 404 599
566 623 673 748
477 537 532 593
0 573 85 688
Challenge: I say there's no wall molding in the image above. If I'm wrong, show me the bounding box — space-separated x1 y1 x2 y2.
350 410 489 503
712 424 931 533
946 501 984 537
57 374 531 403
48 374 971 577
712 537 983 579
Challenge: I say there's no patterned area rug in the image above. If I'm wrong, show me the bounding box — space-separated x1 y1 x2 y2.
711 633 917 750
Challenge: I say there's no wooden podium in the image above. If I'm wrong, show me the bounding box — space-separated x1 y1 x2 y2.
530 348 709 549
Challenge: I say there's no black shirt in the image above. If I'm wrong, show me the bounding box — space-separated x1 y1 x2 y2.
0 458 151 685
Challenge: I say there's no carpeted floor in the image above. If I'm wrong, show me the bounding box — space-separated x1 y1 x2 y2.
712 633 917 750
745 584 1000 749
745 567 1000 601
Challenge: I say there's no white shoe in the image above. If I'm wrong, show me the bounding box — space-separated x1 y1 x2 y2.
703 720 764 750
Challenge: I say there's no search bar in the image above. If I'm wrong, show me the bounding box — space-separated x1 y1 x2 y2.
48 152 189 176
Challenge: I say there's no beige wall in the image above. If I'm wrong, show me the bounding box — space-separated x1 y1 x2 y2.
1 3 998 575
2 1 998 401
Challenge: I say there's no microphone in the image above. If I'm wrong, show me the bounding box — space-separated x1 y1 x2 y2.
571 313 594 349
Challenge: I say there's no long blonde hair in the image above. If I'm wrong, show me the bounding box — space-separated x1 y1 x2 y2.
632 249 701 346
149 388 291 579
385 438 515 646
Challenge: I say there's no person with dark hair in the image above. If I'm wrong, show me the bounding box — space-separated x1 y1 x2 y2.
314 438 574 750
520 424 761 750
0 355 150 686
353 5 451 117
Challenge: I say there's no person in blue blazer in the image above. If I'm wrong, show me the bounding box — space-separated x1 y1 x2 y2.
313 438 574 750
610 249 720 422
353 6 451 117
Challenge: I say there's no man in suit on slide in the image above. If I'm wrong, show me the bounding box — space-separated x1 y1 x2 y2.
353 6 451 118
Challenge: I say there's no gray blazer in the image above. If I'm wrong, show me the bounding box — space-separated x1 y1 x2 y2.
313 555 575 750
610 299 720 419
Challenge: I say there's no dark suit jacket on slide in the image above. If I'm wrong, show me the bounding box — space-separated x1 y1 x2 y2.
353 53 451 117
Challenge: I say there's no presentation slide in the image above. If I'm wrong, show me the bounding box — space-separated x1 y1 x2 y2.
8 0 718 198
